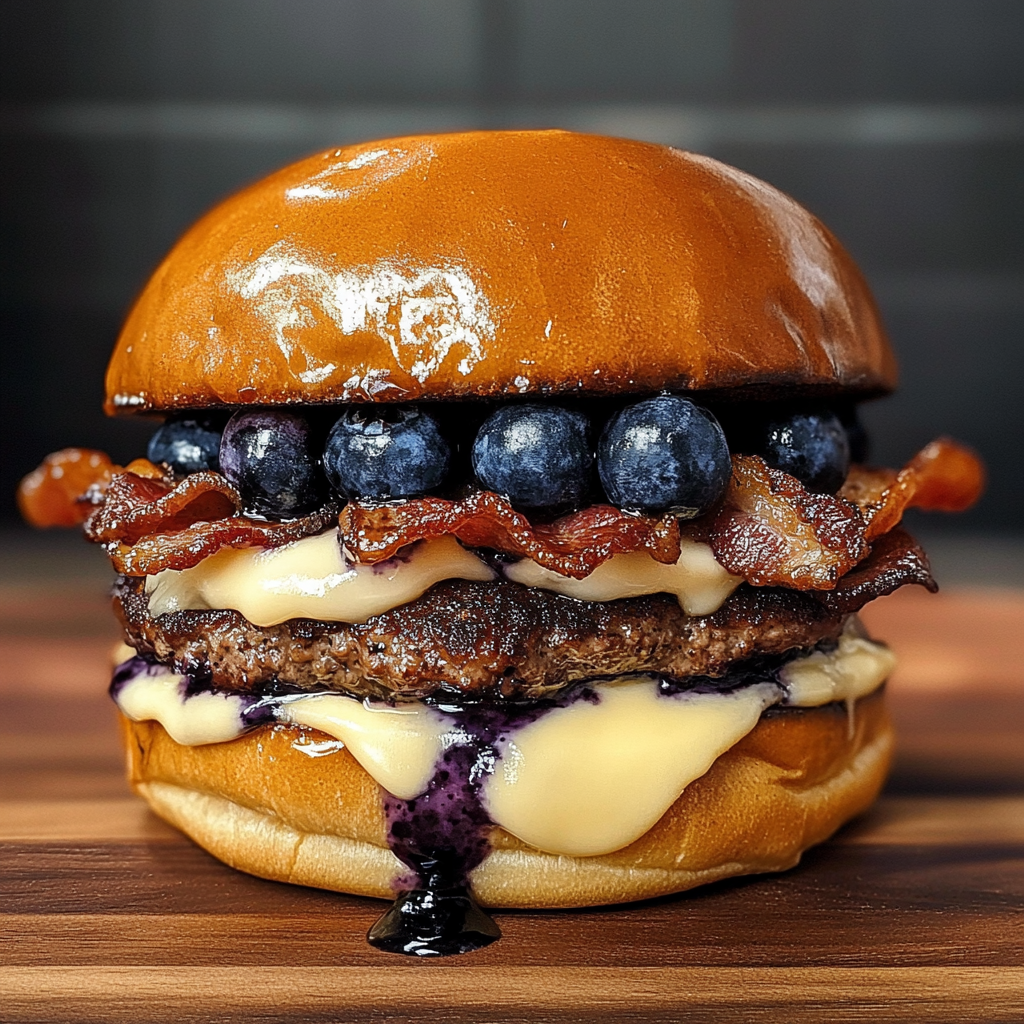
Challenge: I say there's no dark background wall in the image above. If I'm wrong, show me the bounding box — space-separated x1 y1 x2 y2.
2 0 1022 532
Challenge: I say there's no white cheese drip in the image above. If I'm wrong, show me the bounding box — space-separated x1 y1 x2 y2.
277 695 448 800
483 679 777 856
781 622 897 706
116 668 249 746
114 668 445 800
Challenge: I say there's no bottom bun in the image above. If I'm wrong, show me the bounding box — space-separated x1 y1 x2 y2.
122 689 891 908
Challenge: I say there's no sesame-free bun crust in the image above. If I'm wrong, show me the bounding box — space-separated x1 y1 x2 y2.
105 131 895 415
122 690 891 908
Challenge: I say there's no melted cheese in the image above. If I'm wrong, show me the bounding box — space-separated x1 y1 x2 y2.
144 528 741 625
114 668 445 800
278 695 447 800
504 538 742 615
483 679 777 856
145 532 495 626
781 624 897 706
116 669 251 746
112 632 894 858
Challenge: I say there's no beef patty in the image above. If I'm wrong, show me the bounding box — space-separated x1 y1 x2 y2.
115 527 933 701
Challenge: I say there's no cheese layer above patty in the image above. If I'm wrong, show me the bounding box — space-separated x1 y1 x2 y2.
146 528 745 622
113 623 894 857
144 529 743 626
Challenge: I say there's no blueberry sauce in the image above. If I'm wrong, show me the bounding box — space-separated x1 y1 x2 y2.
657 649 828 697
372 743 499 955
110 654 308 732
370 690 595 956
109 654 166 698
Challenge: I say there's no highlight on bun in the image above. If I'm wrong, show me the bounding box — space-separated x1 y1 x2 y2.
124 690 892 908
105 130 895 415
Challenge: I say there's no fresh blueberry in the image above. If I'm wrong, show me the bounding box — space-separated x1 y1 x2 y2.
324 407 450 501
757 409 851 494
471 404 592 509
597 396 731 517
219 409 326 518
147 415 222 475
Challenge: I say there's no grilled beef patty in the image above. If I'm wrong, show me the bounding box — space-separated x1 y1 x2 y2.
114 526 933 700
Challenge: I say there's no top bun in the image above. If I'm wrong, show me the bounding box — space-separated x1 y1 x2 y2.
105 130 895 415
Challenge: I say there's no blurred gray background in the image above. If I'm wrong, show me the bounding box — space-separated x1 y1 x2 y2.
2 0 1022 536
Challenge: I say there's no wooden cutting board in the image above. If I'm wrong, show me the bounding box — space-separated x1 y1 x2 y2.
2 582 1022 1023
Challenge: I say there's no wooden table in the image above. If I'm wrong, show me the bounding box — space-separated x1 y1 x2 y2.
2 579 1022 1022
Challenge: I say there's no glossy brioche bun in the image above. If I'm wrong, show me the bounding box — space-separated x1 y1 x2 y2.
105 130 895 415
122 689 891 908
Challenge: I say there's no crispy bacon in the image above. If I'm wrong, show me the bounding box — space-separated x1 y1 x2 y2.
841 437 985 540
696 438 982 590
811 526 937 615
72 466 335 575
85 471 241 546
104 503 339 576
340 492 682 580
696 455 869 590
21 435 984 587
340 439 983 589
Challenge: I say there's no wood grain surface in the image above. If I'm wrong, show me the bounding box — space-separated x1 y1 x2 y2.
2 579 1022 1022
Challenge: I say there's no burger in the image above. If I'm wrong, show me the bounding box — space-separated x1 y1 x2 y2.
18 130 983 956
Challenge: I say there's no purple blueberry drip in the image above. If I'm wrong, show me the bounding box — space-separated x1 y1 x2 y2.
109 654 167 699
110 654 303 732
238 696 282 730
384 743 493 890
371 687 600 957
374 716 502 956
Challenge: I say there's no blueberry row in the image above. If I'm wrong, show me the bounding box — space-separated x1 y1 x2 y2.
147 398 856 521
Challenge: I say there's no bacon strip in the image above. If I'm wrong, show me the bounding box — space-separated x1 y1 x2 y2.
696 455 869 589
340 492 682 580
841 437 985 540
811 527 936 616
341 438 983 589
85 471 241 546
70 466 335 575
104 503 339 576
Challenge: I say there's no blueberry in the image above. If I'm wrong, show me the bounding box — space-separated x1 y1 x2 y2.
219 409 326 518
597 396 731 517
471 404 592 509
324 407 450 501
757 409 851 494
147 415 222 475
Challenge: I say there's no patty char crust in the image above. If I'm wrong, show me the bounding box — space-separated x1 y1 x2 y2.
116 577 845 700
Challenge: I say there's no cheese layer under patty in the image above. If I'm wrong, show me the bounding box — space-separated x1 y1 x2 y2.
113 623 894 858
144 529 743 626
